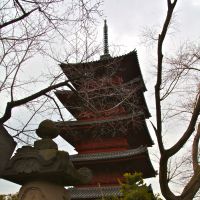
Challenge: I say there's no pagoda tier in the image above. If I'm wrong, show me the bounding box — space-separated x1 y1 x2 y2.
60 50 146 91
68 185 121 200
55 79 151 120
69 147 156 186
56 114 154 153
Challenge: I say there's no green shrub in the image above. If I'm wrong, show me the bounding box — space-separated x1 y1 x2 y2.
102 172 162 200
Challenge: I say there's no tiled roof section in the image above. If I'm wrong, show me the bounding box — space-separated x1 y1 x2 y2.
68 185 122 199
70 146 147 162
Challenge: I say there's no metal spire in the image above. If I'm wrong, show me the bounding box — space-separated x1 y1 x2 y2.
100 20 111 60
104 19 109 55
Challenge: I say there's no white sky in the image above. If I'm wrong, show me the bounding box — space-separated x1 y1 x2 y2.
0 0 200 197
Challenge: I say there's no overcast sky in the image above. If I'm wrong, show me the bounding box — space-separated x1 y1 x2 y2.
0 0 200 196
102 0 200 196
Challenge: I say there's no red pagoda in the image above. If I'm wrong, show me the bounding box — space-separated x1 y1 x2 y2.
55 20 156 199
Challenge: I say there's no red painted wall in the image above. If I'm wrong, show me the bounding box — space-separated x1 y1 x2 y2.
76 137 129 153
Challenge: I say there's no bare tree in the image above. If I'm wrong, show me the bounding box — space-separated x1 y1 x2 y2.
151 0 200 199
0 0 103 144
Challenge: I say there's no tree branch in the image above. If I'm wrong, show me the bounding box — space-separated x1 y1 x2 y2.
167 94 200 156
192 123 200 171
0 7 38 30
0 79 72 123
45 94 65 122
14 0 26 14
155 0 177 154
181 168 200 199
155 1 179 199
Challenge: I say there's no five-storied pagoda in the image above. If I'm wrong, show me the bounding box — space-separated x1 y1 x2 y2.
55 20 156 199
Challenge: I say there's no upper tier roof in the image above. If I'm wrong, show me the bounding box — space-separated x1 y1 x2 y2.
60 50 146 91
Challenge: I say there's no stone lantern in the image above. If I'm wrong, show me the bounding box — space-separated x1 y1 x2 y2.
2 120 92 200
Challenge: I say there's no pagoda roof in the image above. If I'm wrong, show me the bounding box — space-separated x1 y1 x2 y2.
55 79 151 120
56 114 154 147
70 147 156 179
68 185 122 199
60 50 147 90
68 184 154 199
70 146 147 162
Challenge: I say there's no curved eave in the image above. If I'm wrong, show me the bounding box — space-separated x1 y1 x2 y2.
70 146 147 162
68 185 122 199
70 147 156 178
68 184 154 199
60 50 147 91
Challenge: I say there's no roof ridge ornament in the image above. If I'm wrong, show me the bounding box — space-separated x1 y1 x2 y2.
100 19 111 60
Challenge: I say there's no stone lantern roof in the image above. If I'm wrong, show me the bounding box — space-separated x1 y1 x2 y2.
2 120 92 186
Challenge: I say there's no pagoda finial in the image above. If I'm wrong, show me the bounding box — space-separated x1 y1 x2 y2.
100 19 111 60
104 19 109 55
